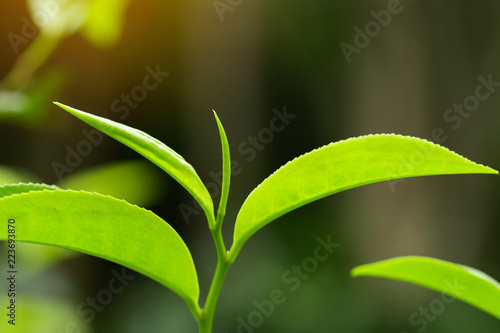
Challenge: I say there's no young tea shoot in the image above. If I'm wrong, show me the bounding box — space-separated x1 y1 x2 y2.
0 102 497 332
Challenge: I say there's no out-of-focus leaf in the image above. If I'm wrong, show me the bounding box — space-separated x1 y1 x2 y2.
1 68 66 125
0 166 39 185
80 0 131 48
0 91 29 115
23 68 66 123
0 296 91 333
1 242 80 280
58 160 167 207
27 0 88 37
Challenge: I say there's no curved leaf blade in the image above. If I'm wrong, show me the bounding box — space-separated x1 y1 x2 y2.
213 111 231 229
230 134 497 260
0 190 200 317
351 256 500 319
0 182 59 198
54 102 215 227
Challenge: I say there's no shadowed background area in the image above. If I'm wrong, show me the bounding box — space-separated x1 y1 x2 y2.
0 0 499 332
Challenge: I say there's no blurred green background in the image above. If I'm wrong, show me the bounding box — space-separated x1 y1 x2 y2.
0 0 499 332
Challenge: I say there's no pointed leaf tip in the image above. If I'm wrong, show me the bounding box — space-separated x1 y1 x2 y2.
230 134 497 261
54 102 215 227
351 256 500 320
213 110 231 229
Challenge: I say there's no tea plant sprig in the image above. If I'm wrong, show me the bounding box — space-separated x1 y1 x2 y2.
0 102 497 332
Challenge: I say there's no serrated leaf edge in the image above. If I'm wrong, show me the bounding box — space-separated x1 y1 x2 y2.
0 188 201 317
242 134 497 201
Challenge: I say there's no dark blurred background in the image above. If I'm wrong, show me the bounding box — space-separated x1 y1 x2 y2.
0 1 499 332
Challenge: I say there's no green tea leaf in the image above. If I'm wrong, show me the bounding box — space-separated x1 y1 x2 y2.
213 111 231 229
230 134 497 261
0 182 59 198
54 102 215 227
351 256 500 320
0 190 200 317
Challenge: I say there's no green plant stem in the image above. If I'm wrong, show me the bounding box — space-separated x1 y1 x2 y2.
3 32 63 90
186 298 203 323
200 207 230 333
197 111 233 332
212 223 227 259
198 233 231 333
